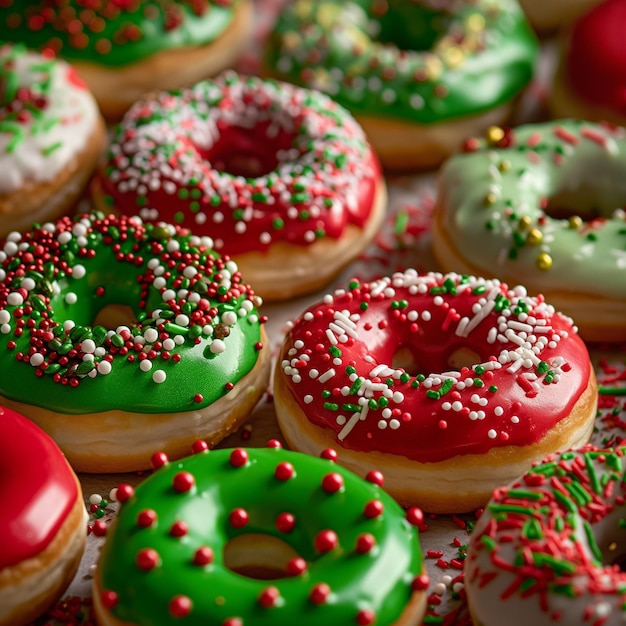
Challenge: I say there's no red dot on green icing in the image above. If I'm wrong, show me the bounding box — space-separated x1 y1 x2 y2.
258 586 280 608
356 608 376 625
275 512 295 533
173 471 194 493
193 546 214 566
322 472 344 493
356 533 376 554
136 509 157 528
191 440 208 454
136 548 159 571
101 590 118 609
412 573 430 591
309 582 331 605
169 595 192 618
229 448 248 468
274 461 294 481
315 529 338 553
169 521 188 537
229 508 249 529
286 556 307 576
320 448 338 461
115 483 134 503
363 500 384 519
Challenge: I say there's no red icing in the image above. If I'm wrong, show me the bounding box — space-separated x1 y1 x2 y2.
98 75 381 257
0 406 78 569
279 273 592 463
566 0 626 114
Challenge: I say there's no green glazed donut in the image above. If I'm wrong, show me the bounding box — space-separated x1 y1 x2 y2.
94 445 428 626
266 0 539 169
0 213 270 472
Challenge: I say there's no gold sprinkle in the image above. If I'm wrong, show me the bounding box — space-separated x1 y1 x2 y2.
536 253 553 271
444 46 465 68
498 159 511 172
423 55 443 81
487 126 504 144
609 542 617 552
282 32 301 51
569 216 583 229
295 0 312 18
466 13 486 32
483 192 497 206
518 216 532 230
317 3 340 28
526 228 543 245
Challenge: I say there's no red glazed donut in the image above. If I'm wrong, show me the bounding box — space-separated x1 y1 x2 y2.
274 270 598 513
92 73 386 301
0 406 87 626
550 0 626 125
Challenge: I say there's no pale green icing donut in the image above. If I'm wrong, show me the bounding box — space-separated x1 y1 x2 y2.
433 120 626 339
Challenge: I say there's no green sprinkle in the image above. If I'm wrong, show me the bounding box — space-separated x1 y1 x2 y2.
323 402 339 411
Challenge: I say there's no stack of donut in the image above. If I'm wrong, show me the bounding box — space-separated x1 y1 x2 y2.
0 0 253 120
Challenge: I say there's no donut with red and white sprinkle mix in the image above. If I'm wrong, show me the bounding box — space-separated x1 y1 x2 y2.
0 212 271 472
93 72 387 301
274 270 598 513
466 444 626 626
0 0 253 120
93 444 428 626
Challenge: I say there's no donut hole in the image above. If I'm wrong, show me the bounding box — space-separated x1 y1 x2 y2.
543 185 626 222
202 122 297 178
372 2 448 52
392 345 481 377
223 533 303 580
92 304 136 329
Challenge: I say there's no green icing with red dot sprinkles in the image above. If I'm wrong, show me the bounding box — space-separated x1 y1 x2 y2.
466 445 626 625
95 445 427 625
0 0 239 67
277 270 593 463
96 72 381 256
265 0 538 124
0 212 266 414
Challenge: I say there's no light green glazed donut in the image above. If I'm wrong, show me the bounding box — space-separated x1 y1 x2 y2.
432 119 626 343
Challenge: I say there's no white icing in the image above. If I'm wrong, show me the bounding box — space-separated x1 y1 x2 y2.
0 45 100 193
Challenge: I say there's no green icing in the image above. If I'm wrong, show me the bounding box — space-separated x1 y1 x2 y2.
99 447 424 625
266 0 539 123
0 213 264 414
436 119 626 299
1 0 237 67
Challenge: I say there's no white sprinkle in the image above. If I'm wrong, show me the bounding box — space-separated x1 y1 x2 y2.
140 360 153 372
97 361 112 375
7 292 23 306
304 395 313 404
88 493 103 505
81 339 96 354
30 353 44 366
152 370 166 383
318 369 336 383
487 429 497 439
0 311 9 324
210 339 226 354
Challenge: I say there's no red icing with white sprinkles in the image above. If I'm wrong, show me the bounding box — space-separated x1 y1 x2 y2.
278 271 593 462
466 445 626 625
97 72 381 256
0 406 78 569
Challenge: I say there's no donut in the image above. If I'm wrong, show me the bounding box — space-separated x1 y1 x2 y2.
0 212 271 473
274 270 598 513
265 0 539 170
0 0 253 120
518 0 601 32
92 72 386 301
465 444 626 625
432 120 626 343
0 405 87 626
0 43 106 238
93 444 429 626
550 0 626 126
